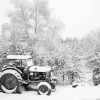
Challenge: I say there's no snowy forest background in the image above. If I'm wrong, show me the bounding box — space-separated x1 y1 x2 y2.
0 0 100 86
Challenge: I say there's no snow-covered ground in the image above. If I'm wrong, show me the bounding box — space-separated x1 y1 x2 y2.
0 85 100 100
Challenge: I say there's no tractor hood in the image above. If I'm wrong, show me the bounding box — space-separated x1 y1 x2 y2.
29 66 51 72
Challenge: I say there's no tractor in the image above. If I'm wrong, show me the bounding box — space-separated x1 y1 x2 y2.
0 55 57 95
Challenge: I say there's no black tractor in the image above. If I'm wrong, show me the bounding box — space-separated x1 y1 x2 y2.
0 55 57 95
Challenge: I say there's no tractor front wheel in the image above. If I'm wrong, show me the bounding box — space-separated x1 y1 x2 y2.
37 82 51 95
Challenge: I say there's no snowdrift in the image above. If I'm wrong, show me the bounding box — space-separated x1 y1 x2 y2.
0 86 100 100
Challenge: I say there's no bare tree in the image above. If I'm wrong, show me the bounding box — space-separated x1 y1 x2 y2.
9 0 32 42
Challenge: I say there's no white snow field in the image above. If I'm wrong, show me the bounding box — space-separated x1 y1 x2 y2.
0 85 100 100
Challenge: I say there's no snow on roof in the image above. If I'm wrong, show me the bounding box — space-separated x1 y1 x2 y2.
29 66 51 72
7 55 32 60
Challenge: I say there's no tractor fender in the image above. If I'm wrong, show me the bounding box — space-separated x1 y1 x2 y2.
0 69 23 83
2 66 22 74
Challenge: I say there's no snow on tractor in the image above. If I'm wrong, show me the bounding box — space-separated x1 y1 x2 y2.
0 55 57 95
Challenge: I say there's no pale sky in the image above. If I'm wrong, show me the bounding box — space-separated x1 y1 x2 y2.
50 0 100 39
0 0 100 39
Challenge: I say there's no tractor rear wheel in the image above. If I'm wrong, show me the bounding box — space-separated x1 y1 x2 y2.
1 73 19 93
